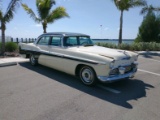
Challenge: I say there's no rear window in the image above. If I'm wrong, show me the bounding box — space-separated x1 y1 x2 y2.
63 36 93 46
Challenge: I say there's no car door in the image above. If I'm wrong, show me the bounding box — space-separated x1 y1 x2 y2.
47 36 65 71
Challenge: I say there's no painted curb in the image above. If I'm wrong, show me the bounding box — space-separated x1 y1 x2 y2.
137 51 160 55
0 62 17 67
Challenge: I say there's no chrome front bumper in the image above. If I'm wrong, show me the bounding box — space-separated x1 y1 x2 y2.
97 67 137 83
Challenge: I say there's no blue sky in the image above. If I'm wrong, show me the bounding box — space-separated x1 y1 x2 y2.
2 0 160 39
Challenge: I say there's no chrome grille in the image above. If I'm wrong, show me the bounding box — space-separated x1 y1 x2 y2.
109 68 119 75
109 64 135 76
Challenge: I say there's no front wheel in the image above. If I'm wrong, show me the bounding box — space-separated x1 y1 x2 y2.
30 54 38 66
79 66 97 86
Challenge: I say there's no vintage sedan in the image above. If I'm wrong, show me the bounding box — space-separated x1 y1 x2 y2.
19 32 138 86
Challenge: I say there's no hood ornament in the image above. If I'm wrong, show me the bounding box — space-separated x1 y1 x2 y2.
118 50 131 60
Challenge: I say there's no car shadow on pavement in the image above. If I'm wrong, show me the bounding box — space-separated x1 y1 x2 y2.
19 62 154 109
100 79 154 108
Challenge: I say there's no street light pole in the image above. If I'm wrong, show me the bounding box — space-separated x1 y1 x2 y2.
100 25 102 39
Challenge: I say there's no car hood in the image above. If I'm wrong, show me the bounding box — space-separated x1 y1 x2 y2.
71 45 133 60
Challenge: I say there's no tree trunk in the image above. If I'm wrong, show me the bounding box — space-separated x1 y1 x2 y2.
118 10 123 45
1 22 5 56
42 22 47 33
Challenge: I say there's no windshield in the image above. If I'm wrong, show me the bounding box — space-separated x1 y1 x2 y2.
63 36 94 47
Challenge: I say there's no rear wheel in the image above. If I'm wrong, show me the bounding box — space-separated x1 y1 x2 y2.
30 54 38 66
79 66 97 86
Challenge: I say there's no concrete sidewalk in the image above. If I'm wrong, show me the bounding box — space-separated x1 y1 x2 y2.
0 57 29 67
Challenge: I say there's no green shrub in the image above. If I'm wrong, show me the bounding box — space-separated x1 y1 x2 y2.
118 44 130 50
96 42 117 49
96 42 160 51
5 42 18 52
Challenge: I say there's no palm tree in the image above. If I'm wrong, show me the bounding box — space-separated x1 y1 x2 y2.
0 0 20 56
112 0 146 45
22 0 69 33
141 5 160 15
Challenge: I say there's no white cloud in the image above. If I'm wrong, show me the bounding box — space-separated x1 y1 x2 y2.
14 27 18 30
57 0 71 4
98 26 109 31
104 27 109 31
33 24 42 27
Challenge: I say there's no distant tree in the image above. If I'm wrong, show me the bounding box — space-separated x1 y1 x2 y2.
135 11 160 42
0 0 20 55
112 0 146 45
22 0 69 33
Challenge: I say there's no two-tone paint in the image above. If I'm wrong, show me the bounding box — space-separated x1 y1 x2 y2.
19 32 138 83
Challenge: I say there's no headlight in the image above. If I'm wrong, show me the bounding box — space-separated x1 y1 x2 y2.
134 54 139 61
133 61 138 66
109 60 115 69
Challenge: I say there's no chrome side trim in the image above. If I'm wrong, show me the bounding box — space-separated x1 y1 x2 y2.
20 49 106 65
98 54 114 60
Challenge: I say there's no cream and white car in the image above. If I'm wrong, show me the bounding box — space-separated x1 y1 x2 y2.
19 32 138 86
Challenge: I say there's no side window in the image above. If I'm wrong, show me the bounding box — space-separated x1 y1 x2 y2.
79 37 90 45
37 36 50 45
51 37 61 46
64 37 78 46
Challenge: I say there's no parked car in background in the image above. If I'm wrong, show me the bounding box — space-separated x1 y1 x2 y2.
19 32 138 86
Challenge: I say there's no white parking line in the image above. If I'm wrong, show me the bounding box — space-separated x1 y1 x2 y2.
97 85 121 94
139 57 160 63
138 69 160 77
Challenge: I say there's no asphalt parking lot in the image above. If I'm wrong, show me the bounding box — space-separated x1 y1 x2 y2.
0 54 160 120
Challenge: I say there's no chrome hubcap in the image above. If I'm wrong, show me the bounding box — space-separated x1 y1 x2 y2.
81 69 93 83
31 55 35 64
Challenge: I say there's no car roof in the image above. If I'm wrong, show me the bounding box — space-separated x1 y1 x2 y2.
41 32 90 37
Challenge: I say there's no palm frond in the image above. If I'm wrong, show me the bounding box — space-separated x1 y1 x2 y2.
3 0 21 23
130 0 147 8
154 7 160 12
141 5 154 15
112 0 146 11
21 3 41 23
46 6 69 23
140 5 160 15
36 0 55 20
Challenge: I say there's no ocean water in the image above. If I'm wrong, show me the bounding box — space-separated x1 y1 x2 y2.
92 39 134 45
